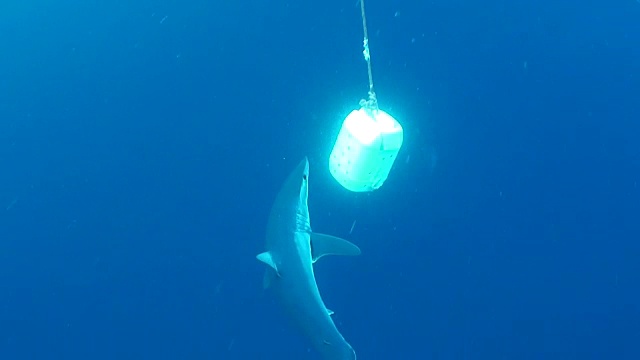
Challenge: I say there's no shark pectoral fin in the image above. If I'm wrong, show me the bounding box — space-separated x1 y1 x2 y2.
327 309 335 316
310 233 362 263
256 252 281 277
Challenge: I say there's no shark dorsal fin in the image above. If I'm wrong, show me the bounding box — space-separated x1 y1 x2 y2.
256 251 280 276
310 233 361 263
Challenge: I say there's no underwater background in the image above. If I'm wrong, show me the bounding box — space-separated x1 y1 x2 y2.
1 0 639 359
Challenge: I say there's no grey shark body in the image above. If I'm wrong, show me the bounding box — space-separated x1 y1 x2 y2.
256 157 360 360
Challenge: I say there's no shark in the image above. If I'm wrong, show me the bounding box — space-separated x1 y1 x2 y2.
256 156 361 360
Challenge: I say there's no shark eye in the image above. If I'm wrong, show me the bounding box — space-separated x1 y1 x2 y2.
302 174 308 181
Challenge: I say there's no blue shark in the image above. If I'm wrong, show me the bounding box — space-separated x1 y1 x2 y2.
256 156 360 359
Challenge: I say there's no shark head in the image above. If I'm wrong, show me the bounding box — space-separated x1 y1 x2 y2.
280 156 310 232
263 156 312 253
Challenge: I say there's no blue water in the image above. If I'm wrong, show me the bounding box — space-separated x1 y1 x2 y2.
1 0 639 359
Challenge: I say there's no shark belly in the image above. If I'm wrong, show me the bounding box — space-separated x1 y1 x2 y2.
272 234 356 360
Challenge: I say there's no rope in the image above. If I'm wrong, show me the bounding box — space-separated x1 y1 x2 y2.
359 0 379 113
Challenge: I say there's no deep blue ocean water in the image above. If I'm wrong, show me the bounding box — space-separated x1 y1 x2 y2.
1 0 639 359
